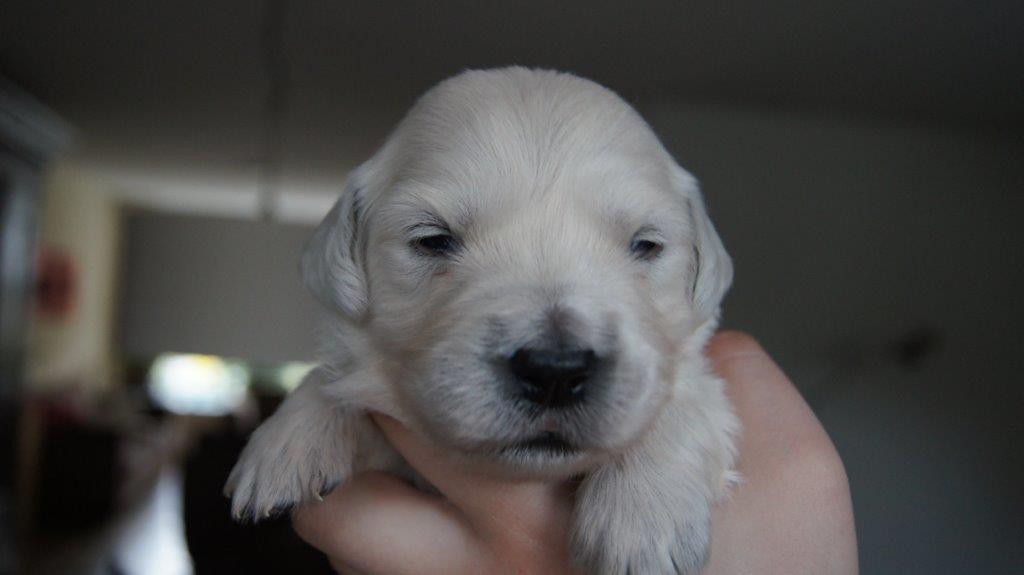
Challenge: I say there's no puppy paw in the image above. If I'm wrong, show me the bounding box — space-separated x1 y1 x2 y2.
224 421 347 521
571 466 712 575
224 375 355 521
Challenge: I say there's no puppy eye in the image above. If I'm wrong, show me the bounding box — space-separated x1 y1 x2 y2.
413 233 459 257
630 238 664 261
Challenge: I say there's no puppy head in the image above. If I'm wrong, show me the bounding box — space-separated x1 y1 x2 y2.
304 68 731 475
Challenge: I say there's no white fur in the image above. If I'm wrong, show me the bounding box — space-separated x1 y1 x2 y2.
226 67 738 574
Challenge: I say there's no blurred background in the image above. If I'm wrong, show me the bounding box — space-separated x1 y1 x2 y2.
0 1 1021 573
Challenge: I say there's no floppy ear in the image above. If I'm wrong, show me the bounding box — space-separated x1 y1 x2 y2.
670 164 734 324
301 166 370 318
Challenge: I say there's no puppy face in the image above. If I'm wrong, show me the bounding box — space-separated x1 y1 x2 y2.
304 68 731 476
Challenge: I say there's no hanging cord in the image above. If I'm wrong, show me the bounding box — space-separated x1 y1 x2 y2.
258 0 290 220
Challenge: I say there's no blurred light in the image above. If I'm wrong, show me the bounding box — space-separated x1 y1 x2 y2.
277 361 315 392
147 354 249 415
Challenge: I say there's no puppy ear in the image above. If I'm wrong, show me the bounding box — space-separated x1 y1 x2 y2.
301 166 370 318
670 165 734 324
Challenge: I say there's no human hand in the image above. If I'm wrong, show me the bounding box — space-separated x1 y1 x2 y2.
293 331 858 574
291 414 580 574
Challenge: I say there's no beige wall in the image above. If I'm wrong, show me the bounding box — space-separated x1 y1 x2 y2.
26 166 121 392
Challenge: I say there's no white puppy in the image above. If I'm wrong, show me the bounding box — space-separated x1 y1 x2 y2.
226 67 739 574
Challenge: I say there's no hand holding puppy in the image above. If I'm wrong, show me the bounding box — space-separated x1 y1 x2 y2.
295 413 580 575
293 332 858 575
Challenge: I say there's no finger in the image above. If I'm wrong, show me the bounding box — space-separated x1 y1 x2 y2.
703 332 856 575
371 414 574 546
706 330 778 367
292 471 483 575
706 331 828 471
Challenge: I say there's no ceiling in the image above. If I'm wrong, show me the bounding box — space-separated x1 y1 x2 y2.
2 0 1021 218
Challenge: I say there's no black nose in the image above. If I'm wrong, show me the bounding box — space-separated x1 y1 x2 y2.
508 347 598 408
